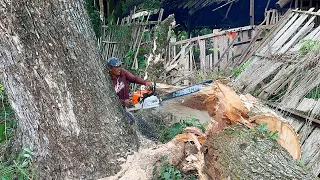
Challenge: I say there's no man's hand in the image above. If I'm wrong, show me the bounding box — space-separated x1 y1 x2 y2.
124 99 135 108
145 81 153 88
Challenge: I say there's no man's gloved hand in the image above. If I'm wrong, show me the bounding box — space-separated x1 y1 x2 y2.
124 99 135 108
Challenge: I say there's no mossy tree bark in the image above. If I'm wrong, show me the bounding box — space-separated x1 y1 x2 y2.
0 0 139 179
203 125 316 180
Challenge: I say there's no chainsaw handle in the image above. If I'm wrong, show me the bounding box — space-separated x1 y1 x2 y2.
142 82 156 101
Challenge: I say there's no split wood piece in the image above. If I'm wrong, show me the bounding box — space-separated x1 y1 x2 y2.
172 129 208 180
250 115 301 160
174 133 206 144
200 82 252 131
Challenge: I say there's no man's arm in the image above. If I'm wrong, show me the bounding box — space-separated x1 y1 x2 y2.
122 69 147 85
119 99 126 105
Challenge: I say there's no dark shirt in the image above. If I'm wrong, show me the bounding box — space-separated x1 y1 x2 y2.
110 69 146 105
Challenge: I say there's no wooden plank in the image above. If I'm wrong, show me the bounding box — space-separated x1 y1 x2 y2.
296 98 317 113
172 26 254 45
216 34 238 68
258 64 289 100
271 8 315 53
260 13 300 54
213 36 218 68
209 54 213 69
311 99 320 118
243 60 283 93
266 101 320 125
190 48 194 70
266 10 270 25
299 123 316 144
205 55 210 70
157 8 164 23
289 24 320 52
235 29 263 67
289 118 305 132
250 0 254 25
279 10 319 53
281 73 320 110
238 10 293 66
301 128 320 176
219 36 228 69
167 42 190 66
199 40 206 70
270 9 276 25
293 9 320 16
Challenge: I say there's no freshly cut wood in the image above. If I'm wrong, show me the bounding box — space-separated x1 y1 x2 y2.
201 82 252 131
200 82 301 160
174 133 206 144
250 115 301 160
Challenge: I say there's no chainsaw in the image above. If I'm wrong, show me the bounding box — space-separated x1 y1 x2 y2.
127 80 213 111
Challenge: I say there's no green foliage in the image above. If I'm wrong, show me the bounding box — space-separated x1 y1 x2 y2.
0 84 4 97
197 28 212 36
228 60 250 78
298 40 320 56
297 159 306 168
85 0 102 38
305 85 320 100
153 155 197 180
192 71 228 84
0 119 15 143
0 147 35 180
123 49 148 75
122 0 161 15
159 118 205 143
249 123 280 142
154 15 174 54
154 155 183 180
0 82 16 143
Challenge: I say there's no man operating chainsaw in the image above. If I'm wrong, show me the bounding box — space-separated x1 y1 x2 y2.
107 57 158 140
107 57 153 108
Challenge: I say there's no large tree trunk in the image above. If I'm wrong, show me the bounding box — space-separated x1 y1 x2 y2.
0 0 139 179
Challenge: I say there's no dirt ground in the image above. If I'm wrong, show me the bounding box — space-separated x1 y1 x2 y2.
158 93 210 124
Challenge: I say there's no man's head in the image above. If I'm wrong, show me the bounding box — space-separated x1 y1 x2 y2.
107 57 122 77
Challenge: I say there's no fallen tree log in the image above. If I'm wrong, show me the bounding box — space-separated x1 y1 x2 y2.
203 125 314 180
101 81 317 179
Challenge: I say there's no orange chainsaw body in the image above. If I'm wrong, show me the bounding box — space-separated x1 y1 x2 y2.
132 89 153 104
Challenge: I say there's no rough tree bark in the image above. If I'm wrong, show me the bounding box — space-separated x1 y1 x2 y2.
203 125 315 180
0 0 139 179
